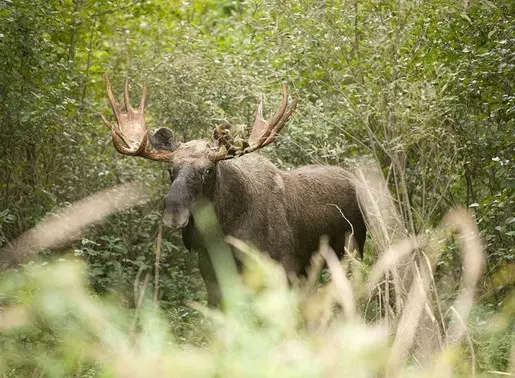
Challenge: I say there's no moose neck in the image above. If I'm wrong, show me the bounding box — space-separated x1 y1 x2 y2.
208 159 250 233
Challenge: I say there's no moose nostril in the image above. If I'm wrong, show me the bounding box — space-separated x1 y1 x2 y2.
165 198 182 212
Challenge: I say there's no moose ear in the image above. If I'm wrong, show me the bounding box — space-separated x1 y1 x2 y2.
150 127 180 151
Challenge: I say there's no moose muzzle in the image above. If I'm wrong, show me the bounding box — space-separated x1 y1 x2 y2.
162 175 194 230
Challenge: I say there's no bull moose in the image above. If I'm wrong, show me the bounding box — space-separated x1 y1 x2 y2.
102 75 366 306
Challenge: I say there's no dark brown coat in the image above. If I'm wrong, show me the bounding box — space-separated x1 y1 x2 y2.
178 152 366 306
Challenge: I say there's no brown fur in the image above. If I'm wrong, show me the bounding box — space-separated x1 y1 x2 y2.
168 148 366 306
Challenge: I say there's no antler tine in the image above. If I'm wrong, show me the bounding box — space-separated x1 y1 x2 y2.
139 83 148 111
102 114 131 149
261 92 298 147
250 82 295 150
104 73 122 119
265 81 289 131
255 97 264 122
124 79 134 112
103 75 131 149
249 82 290 149
101 114 115 131
248 97 269 148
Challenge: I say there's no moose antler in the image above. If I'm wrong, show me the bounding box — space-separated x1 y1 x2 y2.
212 82 298 160
101 74 173 161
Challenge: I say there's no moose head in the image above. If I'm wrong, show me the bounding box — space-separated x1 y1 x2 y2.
101 75 298 230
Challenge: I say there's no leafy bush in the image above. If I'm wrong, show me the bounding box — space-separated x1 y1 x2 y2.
0 0 513 376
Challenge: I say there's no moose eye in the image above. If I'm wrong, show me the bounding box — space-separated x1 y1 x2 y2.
203 167 216 178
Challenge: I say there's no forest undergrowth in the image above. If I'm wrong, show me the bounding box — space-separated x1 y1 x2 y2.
0 0 513 376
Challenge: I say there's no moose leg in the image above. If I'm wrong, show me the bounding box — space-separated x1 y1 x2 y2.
182 223 222 307
197 247 222 307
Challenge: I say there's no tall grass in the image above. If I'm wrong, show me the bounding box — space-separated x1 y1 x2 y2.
0 163 513 377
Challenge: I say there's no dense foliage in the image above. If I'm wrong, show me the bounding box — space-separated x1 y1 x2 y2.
0 0 513 376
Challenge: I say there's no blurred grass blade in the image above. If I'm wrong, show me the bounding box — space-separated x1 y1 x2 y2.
431 207 487 378
194 200 241 309
365 236 420 292
0 182 151 268
387 258 433 374
442 208 486 345
350 160 408 249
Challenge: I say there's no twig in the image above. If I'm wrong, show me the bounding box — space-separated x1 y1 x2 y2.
449 306 477 378
131 271 151 333
154 223 163 304
319 237 356 320
133 266 143 306
328 204 359 260
420 249 446 348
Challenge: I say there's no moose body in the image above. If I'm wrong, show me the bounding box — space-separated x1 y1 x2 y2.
102 76 366 306
174 152 366 305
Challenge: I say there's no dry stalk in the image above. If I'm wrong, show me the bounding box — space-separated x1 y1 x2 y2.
131 271 151 334
319 238 356 320
154 223 163 304
387 257 433 375
133 266 144 307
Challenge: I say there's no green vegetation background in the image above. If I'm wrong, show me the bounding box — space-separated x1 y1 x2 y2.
0 0 513 376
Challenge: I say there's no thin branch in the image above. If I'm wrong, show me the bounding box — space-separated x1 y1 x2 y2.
131 270 151 333
133 266 143 306
449 306 477 378
154 223 163 304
